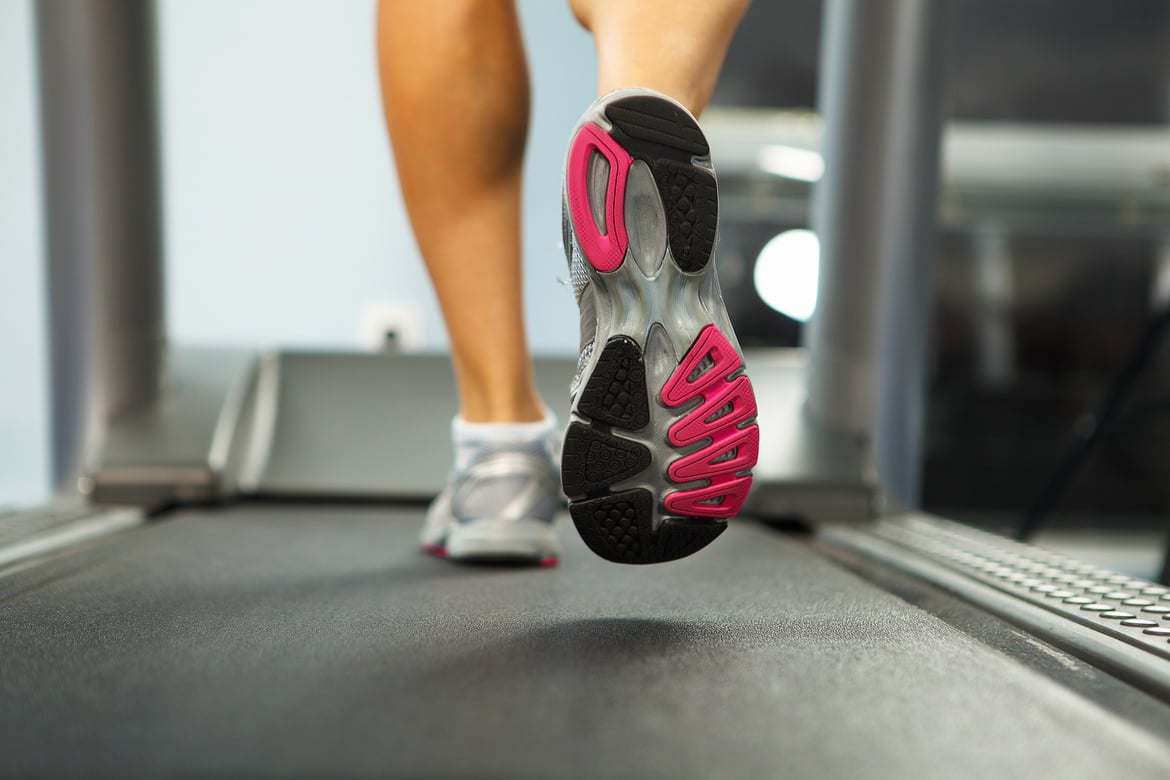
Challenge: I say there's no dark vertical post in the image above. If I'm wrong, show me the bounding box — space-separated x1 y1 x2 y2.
36 0 165 493
806 0 950 507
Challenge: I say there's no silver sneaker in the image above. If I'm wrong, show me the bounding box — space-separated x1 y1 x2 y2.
422 442 562 565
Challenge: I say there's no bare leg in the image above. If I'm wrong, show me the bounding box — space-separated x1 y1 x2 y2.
377 0 543 423
570 0 751 116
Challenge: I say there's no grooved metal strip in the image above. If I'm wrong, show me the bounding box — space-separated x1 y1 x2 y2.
872 515 1170 659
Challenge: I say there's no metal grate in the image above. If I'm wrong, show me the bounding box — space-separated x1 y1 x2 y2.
873 515 1170 659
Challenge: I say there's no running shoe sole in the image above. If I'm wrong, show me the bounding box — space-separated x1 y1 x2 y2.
561 89 759 565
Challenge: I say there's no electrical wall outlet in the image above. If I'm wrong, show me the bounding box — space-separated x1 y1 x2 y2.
360 301 423 352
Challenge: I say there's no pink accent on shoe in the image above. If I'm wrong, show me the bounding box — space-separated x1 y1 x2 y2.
667 375 757 447
567 123 632 273
660 324 744 406
664 475 754 518
422 543 447 558
668 425 760 483
661 325 759 518
538 556 560 568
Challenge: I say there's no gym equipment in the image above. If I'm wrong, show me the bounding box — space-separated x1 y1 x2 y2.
6 1 1169 777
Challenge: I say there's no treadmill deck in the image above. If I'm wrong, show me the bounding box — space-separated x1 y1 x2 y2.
2 504 1169 778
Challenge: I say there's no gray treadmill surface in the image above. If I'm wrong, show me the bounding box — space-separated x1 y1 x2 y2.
2 505 1169 779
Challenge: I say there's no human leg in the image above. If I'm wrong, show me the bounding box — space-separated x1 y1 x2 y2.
377 0 542 424
570 0 752 115
377 0 559 564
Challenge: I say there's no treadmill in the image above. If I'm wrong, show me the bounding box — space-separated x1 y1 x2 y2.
6 2 1170 778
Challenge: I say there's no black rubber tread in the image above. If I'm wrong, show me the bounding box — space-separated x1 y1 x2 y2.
561 423 652 499
576 337 651 430
653 160 718 273
604 95 709 163
570 489 651 564
570 489 728 565
653 515 729 562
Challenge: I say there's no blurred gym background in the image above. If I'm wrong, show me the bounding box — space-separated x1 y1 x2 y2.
3 0 1170 550
712 0 1170 535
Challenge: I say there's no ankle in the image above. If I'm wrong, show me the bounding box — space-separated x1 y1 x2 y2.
451 412 558 470
458 393 547 424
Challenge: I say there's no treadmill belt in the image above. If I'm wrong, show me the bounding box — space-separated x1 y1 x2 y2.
2 505 1169 778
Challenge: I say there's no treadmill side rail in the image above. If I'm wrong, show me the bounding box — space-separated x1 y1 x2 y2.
823 514 1170 701
85 348 257 509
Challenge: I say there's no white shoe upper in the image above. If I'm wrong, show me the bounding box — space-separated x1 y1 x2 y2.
421 423 562 563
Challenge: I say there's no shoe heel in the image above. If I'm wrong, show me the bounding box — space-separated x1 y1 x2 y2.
604 95 718 274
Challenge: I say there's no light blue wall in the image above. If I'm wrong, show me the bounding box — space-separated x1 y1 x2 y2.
0 0 50 507
0 0 595 505
159 0 595 354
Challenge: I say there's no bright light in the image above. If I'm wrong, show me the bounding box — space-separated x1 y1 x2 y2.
754 229 820 322
756 145 824 182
